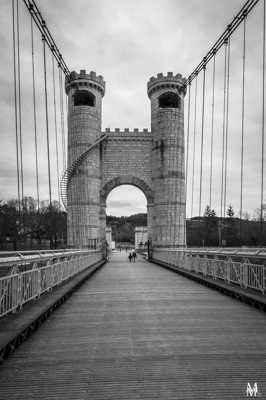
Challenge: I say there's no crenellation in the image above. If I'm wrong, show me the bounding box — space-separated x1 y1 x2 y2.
102 128 151 135
147 72 187 98
65 69 105 95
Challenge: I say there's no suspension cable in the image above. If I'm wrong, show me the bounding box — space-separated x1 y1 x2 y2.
181 93 187 247
12 0 21 216
223 36 231 218
52 54 60 207
240 15 247 240
199 63 206 216
31 15 40 211
23 0 70 75
59 66 66 170
42 35 52 208
185 80 191 239
220 40 228 220
185 81 191 192
261 0 266 234
16 0 24 206
191 75 198 218
209 52 216 208
188 0 259 83
65 89 68 159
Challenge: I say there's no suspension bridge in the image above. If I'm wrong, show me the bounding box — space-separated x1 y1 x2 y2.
0 0 266 398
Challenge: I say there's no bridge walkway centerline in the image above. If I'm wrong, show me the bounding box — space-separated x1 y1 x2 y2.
0 252 265 399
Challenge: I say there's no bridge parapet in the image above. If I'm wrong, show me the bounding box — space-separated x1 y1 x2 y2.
103 128 151 135
0 249 103 318
152 248 266 296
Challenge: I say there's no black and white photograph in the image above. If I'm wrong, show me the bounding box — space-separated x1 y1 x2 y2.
0 0 265 398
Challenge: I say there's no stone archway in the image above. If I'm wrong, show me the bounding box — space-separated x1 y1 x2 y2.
100 176 154 242
66 70 186 249
100 175 154 206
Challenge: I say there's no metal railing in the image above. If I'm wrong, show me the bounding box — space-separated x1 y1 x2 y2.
152 248 266 295
60 133 109 209
0 249 103 318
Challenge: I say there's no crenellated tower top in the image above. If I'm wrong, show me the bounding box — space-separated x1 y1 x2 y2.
65 69 105 96
147 72 187 98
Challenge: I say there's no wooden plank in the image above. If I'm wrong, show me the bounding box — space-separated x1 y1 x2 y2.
0 252 265 399
152 258 266 308
0 260 105 360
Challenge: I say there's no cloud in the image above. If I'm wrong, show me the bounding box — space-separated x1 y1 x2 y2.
106 185 147 216
0 0 264 217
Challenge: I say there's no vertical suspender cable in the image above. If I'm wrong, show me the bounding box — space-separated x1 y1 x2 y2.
220 40 228 219
199 63 206 216
181 92 186 247
184 81 191 245
219 41 228 246
30 15 40 211
191 74 198 218
16 0 24 205
209 52 216 209
224 36 231 218
177 90 183 249
59 66 66 170
42 34 52 208
52 54 60 206
185 81 191 190
240 15 247 241
261 0 266 236
12 0 21 216
65 90 68 162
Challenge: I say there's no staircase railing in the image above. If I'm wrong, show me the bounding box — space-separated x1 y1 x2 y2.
60 134 108 209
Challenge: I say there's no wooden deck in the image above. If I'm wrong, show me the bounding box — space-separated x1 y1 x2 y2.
0 252 266 399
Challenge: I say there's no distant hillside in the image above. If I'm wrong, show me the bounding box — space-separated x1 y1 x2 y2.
106 213 147 243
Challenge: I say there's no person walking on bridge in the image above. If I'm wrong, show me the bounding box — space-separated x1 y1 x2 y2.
132 251 137 262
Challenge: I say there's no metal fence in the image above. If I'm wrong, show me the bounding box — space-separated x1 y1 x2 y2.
0 250 103 318
152 248 266 295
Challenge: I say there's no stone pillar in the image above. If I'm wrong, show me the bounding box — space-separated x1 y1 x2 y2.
147 72 187 248
65 70 105 248
147 203 153 242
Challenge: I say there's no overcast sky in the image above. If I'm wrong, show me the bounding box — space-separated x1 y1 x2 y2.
0 0 264 218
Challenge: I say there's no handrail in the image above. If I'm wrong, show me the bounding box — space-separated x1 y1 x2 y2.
152 248 266 294
0 249 92 268
0 249 103 318
153 247 266 260
60 134 109 209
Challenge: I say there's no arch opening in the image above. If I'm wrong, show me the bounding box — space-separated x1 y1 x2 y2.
105 185 148 249
106 185 147 217
73 90 95 106
158 91 180 108
101 177 153 250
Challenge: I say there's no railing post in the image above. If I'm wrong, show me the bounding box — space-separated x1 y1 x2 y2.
243 258 248 289
17 273 23 309
226 257 231 284
263 265 265 294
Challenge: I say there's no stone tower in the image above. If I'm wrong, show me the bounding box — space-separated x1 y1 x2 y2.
147 72 187 248
65 70 105 247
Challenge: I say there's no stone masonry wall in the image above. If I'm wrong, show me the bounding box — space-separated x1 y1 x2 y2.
100 128 153 240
